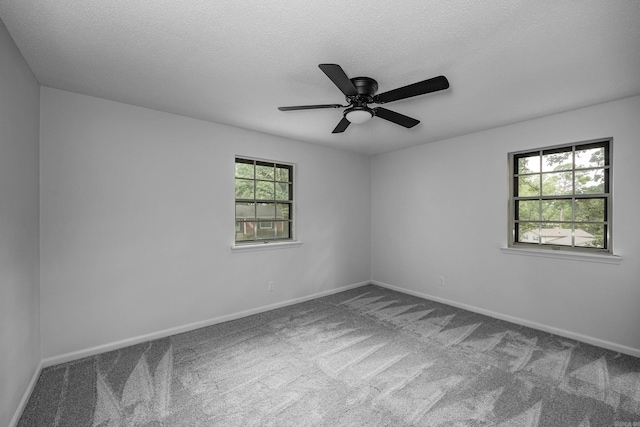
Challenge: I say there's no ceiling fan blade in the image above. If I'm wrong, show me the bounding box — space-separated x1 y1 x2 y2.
319 64 358 97
332 117 351 133
278 104 344 111
374 75 449 104
373 107 420 128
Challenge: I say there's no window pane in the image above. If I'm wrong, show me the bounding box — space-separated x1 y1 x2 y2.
256 203 276 220
542 172 573 196
516 200 539 221
236 202 256 221
576 224 605 248
257 226 276 240
276 182 290 200
542 149 572 172
516 222 539 243
256 181 275 200
539 223 572 246
235 179 254 199
575 146 605 169
235 161 254 179
575 169 605 194
256 163 275 180
517 154 540 174
517 174 540 197
541 199 572 222
276 166 290 182
275 221 290 239
236 221 256 241
276 203 290 220
574 198 605 222
258 221 274 229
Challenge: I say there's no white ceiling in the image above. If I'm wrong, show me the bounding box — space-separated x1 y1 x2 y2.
1 1 639 155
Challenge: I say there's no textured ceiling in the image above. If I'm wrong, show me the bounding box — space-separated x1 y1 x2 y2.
1 0 639 155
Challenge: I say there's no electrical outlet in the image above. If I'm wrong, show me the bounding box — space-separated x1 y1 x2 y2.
438 276 445 287
268 281 275 291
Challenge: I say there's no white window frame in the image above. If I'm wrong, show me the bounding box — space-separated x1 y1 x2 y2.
507 138 614 256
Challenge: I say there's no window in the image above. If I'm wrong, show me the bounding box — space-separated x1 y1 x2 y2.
235 157 293 244
508 138 612 253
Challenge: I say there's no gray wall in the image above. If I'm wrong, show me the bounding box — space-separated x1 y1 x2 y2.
0 18 41 427
372 95 640 355
39 88 372 360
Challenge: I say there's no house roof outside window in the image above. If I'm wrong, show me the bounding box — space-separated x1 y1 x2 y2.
236 204 286 220
521 227 595 246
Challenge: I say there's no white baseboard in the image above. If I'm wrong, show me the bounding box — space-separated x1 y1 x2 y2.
9 359 43 427
42 281 370 367
371 280 640 358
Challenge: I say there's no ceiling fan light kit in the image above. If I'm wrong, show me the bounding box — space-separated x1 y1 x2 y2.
344 106 373 124
278 64 450 133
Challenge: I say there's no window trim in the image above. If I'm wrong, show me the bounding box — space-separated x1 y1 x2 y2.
233 156 298 248
507 137 614 255
500 246 622 264
231 240 304 253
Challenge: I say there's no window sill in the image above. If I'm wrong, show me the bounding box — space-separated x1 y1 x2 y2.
231 240 303 253
500 247 622 264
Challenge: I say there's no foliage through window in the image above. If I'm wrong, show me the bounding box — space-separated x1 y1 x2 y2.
235 157 293 244
509 139 611 253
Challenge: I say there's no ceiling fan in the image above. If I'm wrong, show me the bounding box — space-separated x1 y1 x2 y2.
278 64 449 133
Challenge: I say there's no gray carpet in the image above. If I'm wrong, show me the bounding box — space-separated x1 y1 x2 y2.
19 285 640 426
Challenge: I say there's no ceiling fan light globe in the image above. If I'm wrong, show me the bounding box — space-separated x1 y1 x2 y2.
345 109 373 124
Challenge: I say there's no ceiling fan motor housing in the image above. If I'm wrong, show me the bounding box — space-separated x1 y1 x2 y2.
350 77 378 97
344 77 378 123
